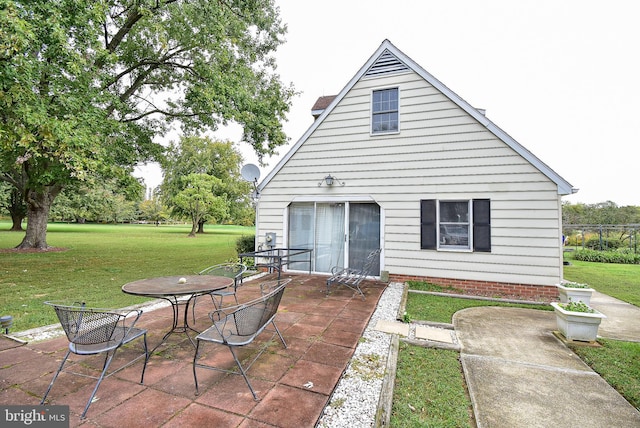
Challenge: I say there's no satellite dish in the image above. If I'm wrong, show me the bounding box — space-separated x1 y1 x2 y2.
241 164 261 183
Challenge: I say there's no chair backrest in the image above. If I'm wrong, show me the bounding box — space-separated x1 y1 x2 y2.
361 248 382 276
46 302 123 345
259 278 292 296
232 283 286 338
199 263 247 284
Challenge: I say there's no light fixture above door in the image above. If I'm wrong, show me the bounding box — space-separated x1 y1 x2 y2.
318 174 345 187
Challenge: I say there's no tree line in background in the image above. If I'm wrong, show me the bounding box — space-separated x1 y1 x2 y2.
0 136 256 233
562 201 640 226
562 201 640 258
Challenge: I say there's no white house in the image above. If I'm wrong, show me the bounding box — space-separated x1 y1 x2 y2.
254 39 575 299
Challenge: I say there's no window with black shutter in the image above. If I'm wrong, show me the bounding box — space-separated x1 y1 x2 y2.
420 198 491 252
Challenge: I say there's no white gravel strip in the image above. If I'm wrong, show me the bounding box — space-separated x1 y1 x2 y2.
317 282 404 428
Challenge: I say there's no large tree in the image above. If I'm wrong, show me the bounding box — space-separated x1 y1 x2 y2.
0 0 293 249
161 135 252 230
174 173 228 237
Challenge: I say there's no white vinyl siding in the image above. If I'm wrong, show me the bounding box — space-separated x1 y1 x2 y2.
257 69 564 286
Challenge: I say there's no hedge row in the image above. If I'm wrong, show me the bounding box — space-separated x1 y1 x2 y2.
574 249 640 264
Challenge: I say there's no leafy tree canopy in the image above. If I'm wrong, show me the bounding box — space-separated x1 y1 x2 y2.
0 0 293 248
174 173 228 236
161 135 252 228
563 201 640 225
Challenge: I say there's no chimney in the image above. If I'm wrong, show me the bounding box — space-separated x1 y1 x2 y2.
311 95 336 120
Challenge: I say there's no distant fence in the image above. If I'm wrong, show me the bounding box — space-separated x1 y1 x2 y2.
563 224 640 253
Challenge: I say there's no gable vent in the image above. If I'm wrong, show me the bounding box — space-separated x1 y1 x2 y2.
365 50 410 77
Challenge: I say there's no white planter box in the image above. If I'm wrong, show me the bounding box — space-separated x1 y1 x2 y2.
556 283 595 306
551 302 606 342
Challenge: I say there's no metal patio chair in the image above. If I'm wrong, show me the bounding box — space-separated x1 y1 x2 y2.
40 301 149 419
326 248 381 300
192 279 290 399
192 263 247 322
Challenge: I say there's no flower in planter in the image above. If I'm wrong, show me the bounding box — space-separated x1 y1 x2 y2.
559 299 596 313
560 280 591 289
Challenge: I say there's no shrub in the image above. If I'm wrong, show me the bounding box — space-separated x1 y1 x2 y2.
236 235 255 255
235 235 256 268
574 249 640 264
585 236 626 250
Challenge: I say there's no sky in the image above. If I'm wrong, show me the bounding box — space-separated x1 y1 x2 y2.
135 0 640 206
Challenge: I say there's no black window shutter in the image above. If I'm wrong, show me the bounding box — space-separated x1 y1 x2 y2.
473 199 491 252
420 199 437 249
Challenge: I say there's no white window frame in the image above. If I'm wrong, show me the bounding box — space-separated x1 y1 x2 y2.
437 200 472 252
371 87 400 135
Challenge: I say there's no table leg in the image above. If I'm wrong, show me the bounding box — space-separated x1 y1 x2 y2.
149 295 201 355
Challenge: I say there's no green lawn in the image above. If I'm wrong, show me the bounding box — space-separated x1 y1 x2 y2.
563 254 640 306
0 222 253 330
394 260 640 426
405 292 552 325
391 344 472 428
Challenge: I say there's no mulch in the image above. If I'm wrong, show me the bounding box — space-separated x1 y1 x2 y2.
0 247 68 254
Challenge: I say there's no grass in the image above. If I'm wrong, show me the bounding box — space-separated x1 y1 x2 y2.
0 221 252 330
393 260 640 426
405 292 552 324
569 339 640 410
563 254 640 306
390 344 471 427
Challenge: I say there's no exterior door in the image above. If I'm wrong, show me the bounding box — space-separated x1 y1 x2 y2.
288 202 380 275
348 203 381 274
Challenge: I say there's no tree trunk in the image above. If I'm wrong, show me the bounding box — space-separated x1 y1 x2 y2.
10 211 24 231
16 186 61 249
197 220 205 234
188 214 198 237
8 188 26 231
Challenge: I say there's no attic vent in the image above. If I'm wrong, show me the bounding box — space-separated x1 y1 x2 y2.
365 50 409 77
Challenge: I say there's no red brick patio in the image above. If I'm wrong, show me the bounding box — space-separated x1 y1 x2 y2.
0 273 386 427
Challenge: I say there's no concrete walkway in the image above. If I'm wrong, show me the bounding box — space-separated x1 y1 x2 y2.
454 295 640 428
591 291 640 341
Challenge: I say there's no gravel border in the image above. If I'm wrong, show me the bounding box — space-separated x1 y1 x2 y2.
317 282 404 427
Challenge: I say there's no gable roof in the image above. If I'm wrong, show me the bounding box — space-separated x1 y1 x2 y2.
259 39 576 196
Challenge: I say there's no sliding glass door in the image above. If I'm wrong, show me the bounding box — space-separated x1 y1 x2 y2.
314 203 346 272
288 202 380 274
348 203 381 273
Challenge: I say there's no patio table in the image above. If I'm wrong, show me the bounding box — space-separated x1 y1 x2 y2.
122 275 233 352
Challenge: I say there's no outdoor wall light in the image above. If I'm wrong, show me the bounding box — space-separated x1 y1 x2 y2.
318 174 345 187
1 315 13 334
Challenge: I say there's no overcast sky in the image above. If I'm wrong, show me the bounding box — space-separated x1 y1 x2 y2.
137 0 640 206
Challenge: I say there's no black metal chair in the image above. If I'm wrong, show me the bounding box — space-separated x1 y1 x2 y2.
193 278 290 399
191 263 247 322
40 301 149 419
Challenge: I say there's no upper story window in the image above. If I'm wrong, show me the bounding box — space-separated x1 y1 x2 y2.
372 88 399 134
